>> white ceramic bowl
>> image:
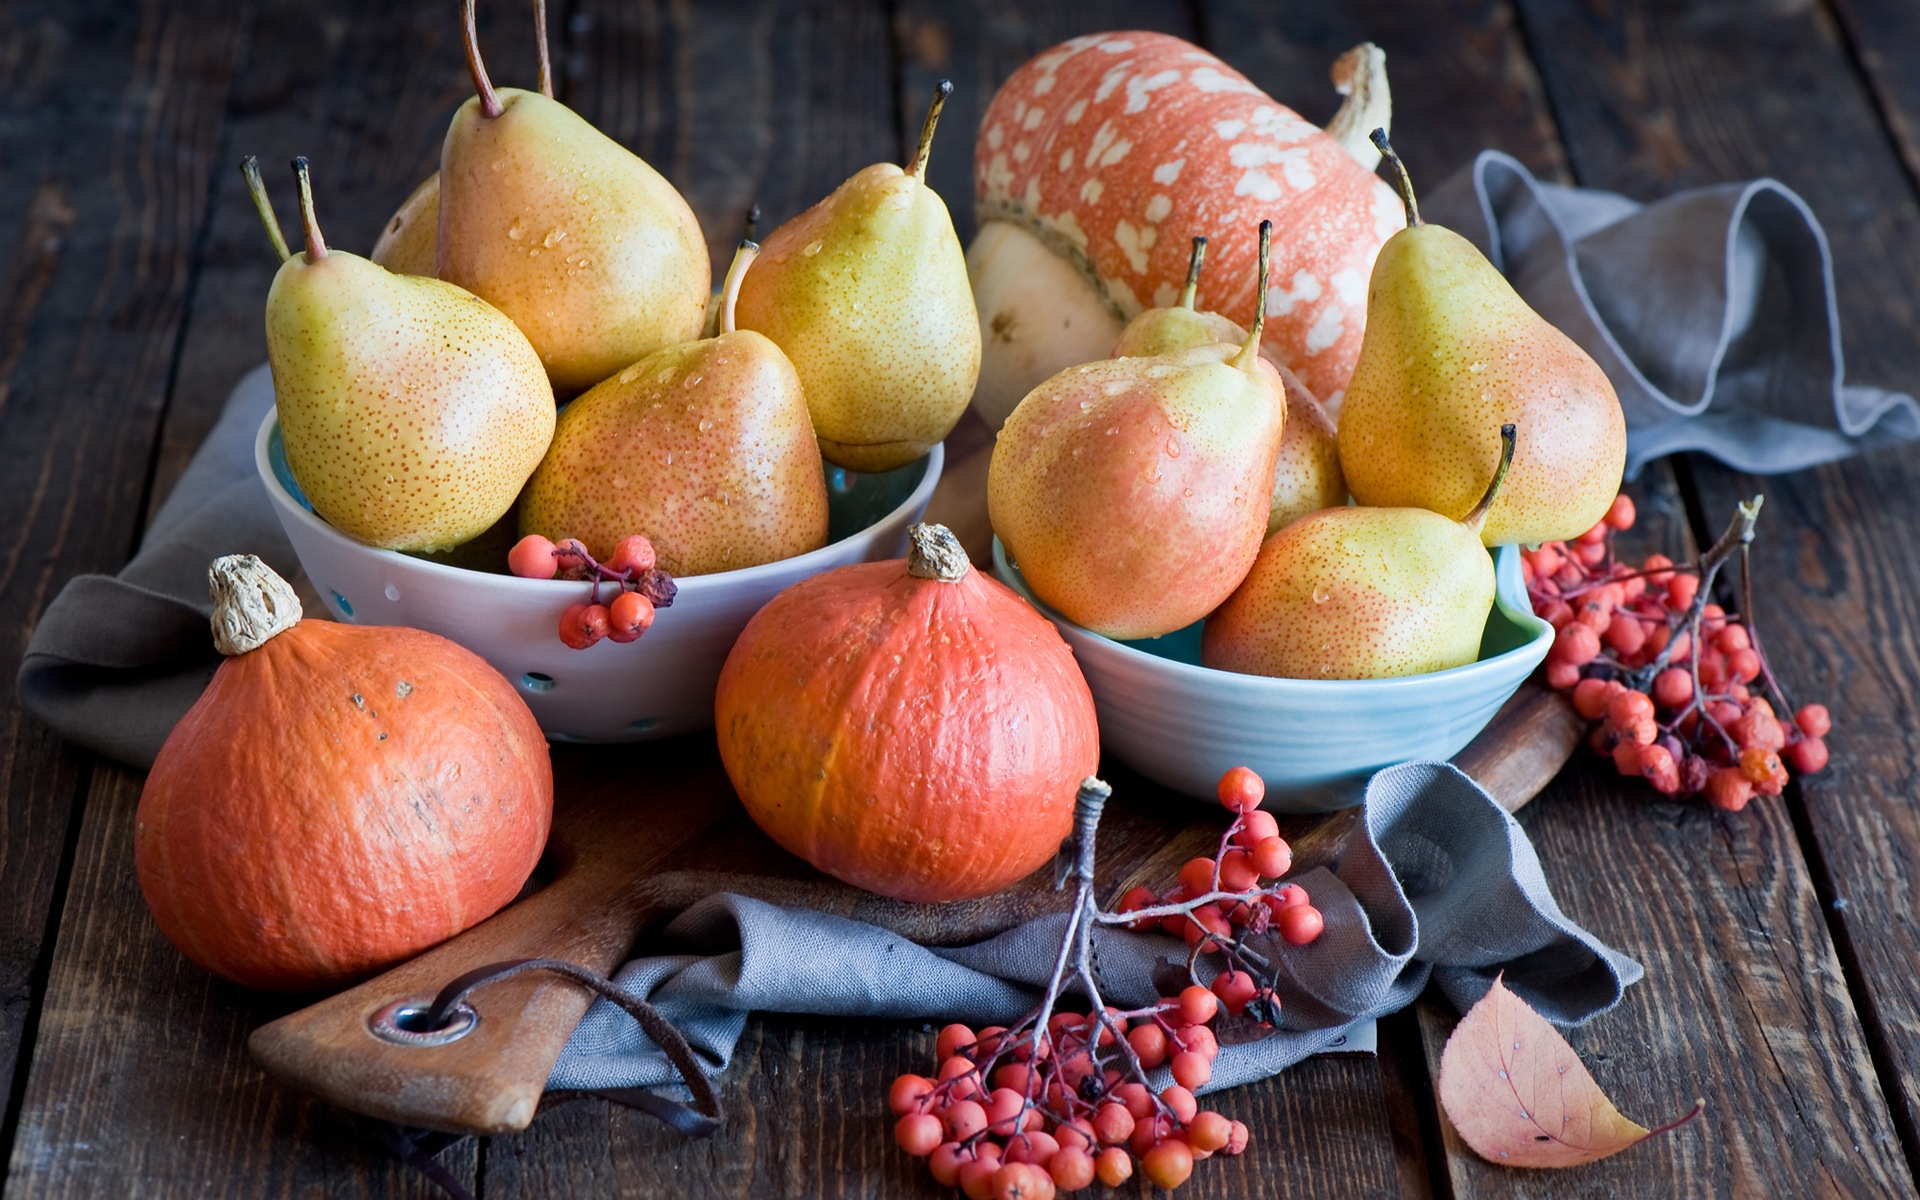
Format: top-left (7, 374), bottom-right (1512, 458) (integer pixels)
top-left (993, 538), bottom-right (1553, 812)
top-left (258, 410), bottom-right (942, 742)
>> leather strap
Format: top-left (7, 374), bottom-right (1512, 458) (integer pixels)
top-left (379, 956), bottom-right (726, 1199)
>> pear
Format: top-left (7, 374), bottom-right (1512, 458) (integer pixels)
top-left (518, 241), bottom-right (829, 576)
top-left (1204, 424), bottom-right (1517, 679)
top-left (1109, 238), bottom-right (1247, 358)
top-left (370, 172), bottom-right (439, 276)
top-left (436, 0), bottom-right (708, 395)
top-left (734, 81), bottom-right (980, 473)
top-left (1110, 238), bottom-right (1346, 535)
top-left (1265, 365), bottom-right (1347, 534)
top-left (989, 224), bottom-right (1286, 642)
top-left (1337, 131), bottom-right (1624, 546)
top-left (248, 157), bottom-right (555, 553)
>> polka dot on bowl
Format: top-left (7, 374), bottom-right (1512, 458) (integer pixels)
top-left (629, 717), bottom-right (661, 732)
top-left (521, 672), bottom-right (557, 693)
top-left (331, 591), bottom-right (354, 619)
top-left (384, 582), bottom-right (400, 601)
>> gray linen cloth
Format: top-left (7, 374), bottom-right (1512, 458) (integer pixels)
top-left (1425, 151), bottom-right (1919, 479)
top-left (549, 761), bottom-right (1642, 1095)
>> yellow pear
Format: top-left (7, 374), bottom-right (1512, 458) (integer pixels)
top-left (734, 82), bottom-right (980, 473)
top-left (1109, 237), bottom-right (1346, 535)
top-left (1205, 425), bottom-right (1516, 679)
top-left (1109, 238), bottom-right (1247, 358)
top-left (1337, 131), bottom-right (1624, 545)
top-left (436, 0), bottom-right (708, 395)
top-left (370, 172), bottom-right (438, 276)
top-left (989, 225), bottom-right (1286, 641)
top-left (518, 242), bottom-right (828, 576)
top-left (1265, 364), bottom-right (1347, 534)
top-left (248, 158), bottom-right (554, 553)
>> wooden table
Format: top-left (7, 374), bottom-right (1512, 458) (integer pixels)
top-left (4, 0), bottom-right (1918, 1195)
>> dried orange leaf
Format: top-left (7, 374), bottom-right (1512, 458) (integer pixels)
top-left (1438, 974), bottom-right (1702, 1168)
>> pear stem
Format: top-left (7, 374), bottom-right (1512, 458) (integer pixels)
top-left (240, 157), bottom-right (290, 264)
top-left (1232, 220), bottom-right (1271, 372)
top-left (907, 79), bottom-right (953, 183)
top-left (720, 240), bottom-right (759, 335)
top-left (465, 0), bottom-right (503, 118)
top-left (1463, 423), bottom-right (1517, 534)
top-left (1177, 236), bottom-right (1206, 310)
top-left (742, 204), bottom-right (761, 242)
top-left (533, 0), bottom-right (553, 99)
top-left (1370, 128), bottom-right (1421, 228)
top-left (290, 157), bottom-right (327, 261)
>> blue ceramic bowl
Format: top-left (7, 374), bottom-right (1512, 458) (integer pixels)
top-left (993, 539), bottom-right (1553, 812)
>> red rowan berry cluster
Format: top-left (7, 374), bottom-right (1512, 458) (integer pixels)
top-left (1523, 494), bottom-right (1829, 811)
top-left (507, 533), bottom-right (678, 649)
top-left (888, 768), bottom-right (1322, 1196)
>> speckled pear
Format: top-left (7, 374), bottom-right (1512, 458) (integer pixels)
top-left (1109, 238), bottom-right (1247, 359)
top-left (436, 1), bottom-right (708, 394)
top-left (250, 158), bottom-right (554, 554)
top-left (1337, 132), bottom-right (1624, 545)
top-left (518, 243), bottom-right (828, 576)
top-left (734, 81), bottom-right (980, 473)
top-left (989, 224), bottom-right (1286, 641)
top-left (370, 172), bottom-right (438, 276)
top-left (1110, 238), bottom-right (1346, 535)
top-left (1204, 425), bottom-right (1515, 679)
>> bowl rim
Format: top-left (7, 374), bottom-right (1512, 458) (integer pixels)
top-left (254, 407), bottom-right (946, 596)
top-left (991, 536), bottom-right (1554, 695)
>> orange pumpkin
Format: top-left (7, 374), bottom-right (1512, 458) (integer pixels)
top-left (715, 524), bottom-right (1100, 903)
top-left (135, 554), bottom-right (552, 990)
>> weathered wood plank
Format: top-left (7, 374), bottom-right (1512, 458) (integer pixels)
top-left (8, 766), bottom-right (470, 1199)
top-left (1689, 448), bottom-right (1920, 1163)
top-left (0, 0), bottom-right (251, 1152)
top-left (4, 0), bottom-right (525, 1192)
top-left (1413, 0), bottom-right (1920, 1193)
top-left (563, 0), bottom-right (897, 283)
top-left (1823, 0), bottom-right (1920, 196)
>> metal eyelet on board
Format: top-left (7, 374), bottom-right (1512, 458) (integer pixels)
top-left (368, 998), bottom-right (480, 1047)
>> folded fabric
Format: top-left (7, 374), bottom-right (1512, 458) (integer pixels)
top-left (16, 365), bottom-right (289, 767)
top-left (1423, 151), bottom-right (1920, 479)
top-left (548, 762), bottom-right (1643, 1095)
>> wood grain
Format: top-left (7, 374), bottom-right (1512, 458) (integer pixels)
top-left (7, 764), bottom-right (469, 1199)
top-left (3, 0), bottom-right (523, 1191)
top-left (1828, 0), bottom-right (1920, 193)
top-left (0, 0), bottom-right (251, 1150)
top-left (1417, 0), bottom-right (1920, 1192)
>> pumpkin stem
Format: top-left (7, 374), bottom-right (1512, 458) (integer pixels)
top-left (906, 523), bottom-right (970, 582)
top-left (209, 554), bottom-right (303, 655)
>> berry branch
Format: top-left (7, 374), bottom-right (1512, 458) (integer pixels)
top-left (507, 533), bottom-right (678, 649)
top-left (890, 767), bottom-right (1325, 1195)
top-left (1527, 493), bottom-right (1829, 810)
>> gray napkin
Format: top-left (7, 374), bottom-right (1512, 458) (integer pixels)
top-left (1424, 151), bottom-right (1920, 479)
top-left (16, 365), bottom-right (290, 767)
top-left (18, 155), bottom-right (1919, 764)
top-left (550, 761), bottom-right (1643, 1095)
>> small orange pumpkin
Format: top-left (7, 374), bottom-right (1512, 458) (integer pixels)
top-left (134, 554), bottom-right (552, 990)
top-left (715, 524), bottom-right (1101, 904)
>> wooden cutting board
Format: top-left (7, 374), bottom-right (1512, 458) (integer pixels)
top-left (247, 682), bottom-right (1580, 1137)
